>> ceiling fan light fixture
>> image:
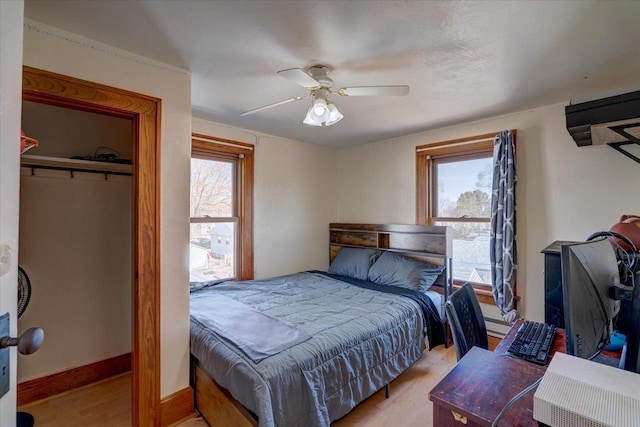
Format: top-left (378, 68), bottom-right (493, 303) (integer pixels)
top-left (325, 103), bottom-right (343, 126)
top-left (304, 97), bottom-right (343, 127)
top-left (310, 97), bottom-right (330, 122)
top-left (303, 106), bottom-right (322, 126)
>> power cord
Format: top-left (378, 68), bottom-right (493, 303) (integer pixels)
top-left (490, 376), bottom-right (543, 427)
top-left (586, 231), bottom-right (638, 286)
top-left (491, 338), bottom-right (611, 427)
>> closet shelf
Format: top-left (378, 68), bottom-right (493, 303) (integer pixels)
top-left (20, 155), bottom-right (132, 175)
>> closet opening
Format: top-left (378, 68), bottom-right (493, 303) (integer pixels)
top-left (19, 67), bottom-right (161, 426)
top-left (18, 100), bottom-right (133, 411)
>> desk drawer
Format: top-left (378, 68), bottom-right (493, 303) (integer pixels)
top-left (433, 404), bottom-right (485, 427)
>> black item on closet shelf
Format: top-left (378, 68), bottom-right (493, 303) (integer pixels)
top-left (70, 155), bottom-right (131, 164)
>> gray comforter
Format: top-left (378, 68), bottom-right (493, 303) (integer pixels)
top-left (190, 272), bottom-right (430, 427)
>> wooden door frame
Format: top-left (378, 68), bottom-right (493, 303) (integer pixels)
top-left (22, 66), bottom-right (161, 426)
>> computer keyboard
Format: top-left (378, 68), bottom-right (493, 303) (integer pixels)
top-left (507, 320), bottom-right (557, 365)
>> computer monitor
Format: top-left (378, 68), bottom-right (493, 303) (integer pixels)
top-left (561, 238), bottom-right (620, 359)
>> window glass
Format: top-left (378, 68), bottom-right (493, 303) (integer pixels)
top-left (434, 157), bottom-right (492, 218)
top-left (190, 158), bottom-right (233, 218)
top-left (434, 221), bottom-right (491, 284)
top-left (189, 222), bottom-right (235, 282)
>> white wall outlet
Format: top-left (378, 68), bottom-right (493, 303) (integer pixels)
top-left (0, 244), bottom-right (12, 277)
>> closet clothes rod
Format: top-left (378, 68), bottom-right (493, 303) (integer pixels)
top-left (25, 164), bottom-right (132, 179)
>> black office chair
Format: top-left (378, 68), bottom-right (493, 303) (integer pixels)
top-left (445, 282), bottom-right (489, 361)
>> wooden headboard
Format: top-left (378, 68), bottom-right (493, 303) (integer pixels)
top-left (329, 223), bottom-right (453, 295)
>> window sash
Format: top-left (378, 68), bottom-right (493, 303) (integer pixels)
top-left (431, 217), bottom-right (491, 222)
top-left (416, 134), bottom-right (494, 225)
top-left (190, 155), bottom-right (236, 219)
top-left (190, 217), bottom-right (239, 223)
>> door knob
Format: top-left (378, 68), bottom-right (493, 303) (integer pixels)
top-left (0, 327), bottom-right (44, 355)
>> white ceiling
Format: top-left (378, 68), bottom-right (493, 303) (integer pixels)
top-left (24, 0), bottom-right (640, 148)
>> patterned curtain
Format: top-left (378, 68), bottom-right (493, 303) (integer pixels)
top-left (490, 130), bottom-right (519, 324)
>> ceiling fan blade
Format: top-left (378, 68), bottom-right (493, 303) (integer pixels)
top-left (277, 68), bottom-right (321, 89)
top-left (337, 85), bottom-right (410, 97)
top-left (239, 96), bottom-right (305, 116)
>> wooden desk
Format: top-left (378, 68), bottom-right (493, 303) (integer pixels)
top-left (429, 320), bottom-right (566, 427)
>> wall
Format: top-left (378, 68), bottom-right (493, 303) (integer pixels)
top-left (192, 119), bottom-right (338, 277)
top-left (0, 1), bottom-right (24, 425)
top-left (17, 101), bottom-right (132, 382)
top-left (22, 101), bottom-right (133, 160)
top-left (336, 102), bottom-right (640, 326)
top-left (22, 20), bottom-right (192, 397)
top-left (18, 171), bottom-right (131, 381)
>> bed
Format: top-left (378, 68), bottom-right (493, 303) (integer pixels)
top-left (190, 223), bottom-right (452, 427)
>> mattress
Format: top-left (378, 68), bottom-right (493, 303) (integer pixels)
top-left (190, 271), bottom-right (443, 427)
top-left (425, 289), bottom-right (443, 319)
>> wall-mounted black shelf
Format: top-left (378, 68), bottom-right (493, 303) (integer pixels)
top-left (609, 141), bottom-right (640, 164)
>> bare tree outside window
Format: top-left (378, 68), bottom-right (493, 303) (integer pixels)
top-left (190, 159), bottom-right (233, 217)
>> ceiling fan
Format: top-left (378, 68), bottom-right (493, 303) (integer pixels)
top-left (239, 64), bottom-right (409, 127)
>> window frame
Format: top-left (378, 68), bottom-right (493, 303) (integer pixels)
top-left (191, 133), bottom-right (254, 281)
top-left (416, 131), bottom-right (516, 305)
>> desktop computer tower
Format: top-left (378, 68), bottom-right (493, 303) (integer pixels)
top-left (534, 352), bottom-right (640, 426)
top-left (542, 241), bottom-right (575, 328)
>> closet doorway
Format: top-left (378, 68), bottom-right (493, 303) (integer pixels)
top-left (20, 67), bottom-right (161, 426)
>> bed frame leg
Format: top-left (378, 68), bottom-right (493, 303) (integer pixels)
top-left (385, 384), bottom-right (389, 399)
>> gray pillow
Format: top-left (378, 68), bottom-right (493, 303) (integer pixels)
top-left (328, 247), bottom-right (381, 280)
top-left (368, 251), bottom-right (445, 291)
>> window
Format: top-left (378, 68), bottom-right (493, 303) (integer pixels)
top-left (416, 132), bottom-right (504, 301)
top-left (190, 134), bottom-right (254, 282)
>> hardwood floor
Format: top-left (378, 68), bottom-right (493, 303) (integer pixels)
top-left (18, 373), bottom-right (132, 427)
top-left (18, 345), bottom-right (457, 426)
top-left (333, 343), bottom-right (457, 427)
